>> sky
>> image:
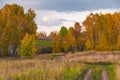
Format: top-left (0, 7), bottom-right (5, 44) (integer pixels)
top-left (0, 0), bottom-right (120, 35)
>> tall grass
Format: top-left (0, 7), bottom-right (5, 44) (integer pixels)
top-left (0, 59), bottom-right (83, 80)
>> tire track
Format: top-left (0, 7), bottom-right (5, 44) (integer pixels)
top-left (83, 69), bottom-right (92, 80)
top-left (102, 70), bottom-right (109, 80)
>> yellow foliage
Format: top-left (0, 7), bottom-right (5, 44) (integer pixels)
top-left (85, 40), bottom-right (93, 50)
top-left (19, 33), bottom-right (36, 56)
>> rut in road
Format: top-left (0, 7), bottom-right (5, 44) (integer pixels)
top-left (102, 70), bottom-right (109, 80)
top-left (83, 69), bottom-right (92, 80)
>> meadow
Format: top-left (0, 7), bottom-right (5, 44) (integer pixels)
top-left (36, 40), bottom-right (52, 47)
top-left (0, 58), bottom-right (83, 80)
top-left (0, 52), bottom-right (119, 80)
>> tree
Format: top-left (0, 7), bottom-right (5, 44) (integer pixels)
top-left (85, 40), bottom-right (93, 50)
top-left (96, 33), bottom-right (108, 51)
top-left (73, 22), bottom-right (86, 51)
top-left (51, 12), bottom-right (120, 52)
top-left (38, 32), bottom-right (46, 39)
top-left (49, 31), bottom-right (58, 40)
top-left (63, 27), bottom-right (76, 53)
top-left (74, 22), bottom-right (81, 38)
top-left (77, 36), bottom-right (86, 51)
top-left (83, 12), bottom-right (120, 51)
top-left (0, 4), bottom-right (37, 56)
top-left (116, 35), bottom-right (120, 50)
top-left (83, 13), bottom-right (100, 49)
top-left (60, 26), bottom-right (67, 37)
top-left (52, 34), bottom-right (63, 53)
top-left (19, 33), bottom-right (36, 56)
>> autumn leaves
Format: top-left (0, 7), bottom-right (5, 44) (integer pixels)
top-left (52, 12), bottom-right (120, 53)
top-left (1, 4), bottom-right (120, 55)
top-left (52, 22), bottom-right (85, 53)
top-left (0, 4), bottom-right (37, 56)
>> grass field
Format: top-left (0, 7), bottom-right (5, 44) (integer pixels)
top-left (0, 59), bottom-right (83, 80)
top-left (36, 40), bottom-right (52, 46)
top-left (0, 52), bottom-right (119, 80)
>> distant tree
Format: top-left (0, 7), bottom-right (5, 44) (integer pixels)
top-left (60, 26), bottom-right (67, 37)
top-left (38, 32), bottom-right (47, 38)
top-left (52, 34), bottom-right (63, 53)
top-left (73, 22), bottom-right (86, 51)
top-left (63, 27), bottom-right (76, 53)
top-left (49, 31), bottom-right (58, 39)
top-left (74, 22), bottom-right (81, 38)
top-left (77, 36), bottom-right (86, 51)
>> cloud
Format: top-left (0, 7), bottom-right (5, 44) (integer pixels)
top-left (1, 0), bottom-right (120, 11)
top-left (30, 0), bottom-right (120, 11)
top-left (0, 0), bottom-right (39, 10)
top-left (42, 16), bottom-right (49, 22)
top-left (36, 9), bottom-right (120, 35)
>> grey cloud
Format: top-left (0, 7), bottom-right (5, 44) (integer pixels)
top-left (1, 0), bottom-right (120, 11)
top-left (0, 0), bottom-right (39, 10)
top-left (36, 0), bottom-right (120, 11)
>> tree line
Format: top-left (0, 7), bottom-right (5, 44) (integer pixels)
top-left (52, 12), bottom-right (120, 53)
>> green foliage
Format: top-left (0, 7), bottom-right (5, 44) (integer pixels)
top-left (19, 33), bottom-right (36, 56)
top-left (63, 68), bottom-right (79, 80)
top-left (105, 65), bottom-right (117, 80)
top-left (60, 26), bottom-right (67, 37)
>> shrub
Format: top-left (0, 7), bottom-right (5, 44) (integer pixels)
top-left (19, 33), bottom-right (36, 56)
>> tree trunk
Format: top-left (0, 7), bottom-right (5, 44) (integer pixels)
top-left (8, 45), bottom-right (18, 56)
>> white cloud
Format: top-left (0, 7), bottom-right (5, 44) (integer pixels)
top-left (36, 8), bottom-right (120, 35)
top-left (37, 25), bottom-right (61, 35)
top-left (42, 16), bottom-right (49, 22)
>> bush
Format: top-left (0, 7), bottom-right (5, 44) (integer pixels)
top-left (19, 33), bottom-right (36, 56)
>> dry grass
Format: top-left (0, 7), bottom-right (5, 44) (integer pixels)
top-left (59, 51), bottom-right (120, 63)
top-left (0, 58), bottom-right (83, 80)
top-left (0, 51), bottom-right (119, 80)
